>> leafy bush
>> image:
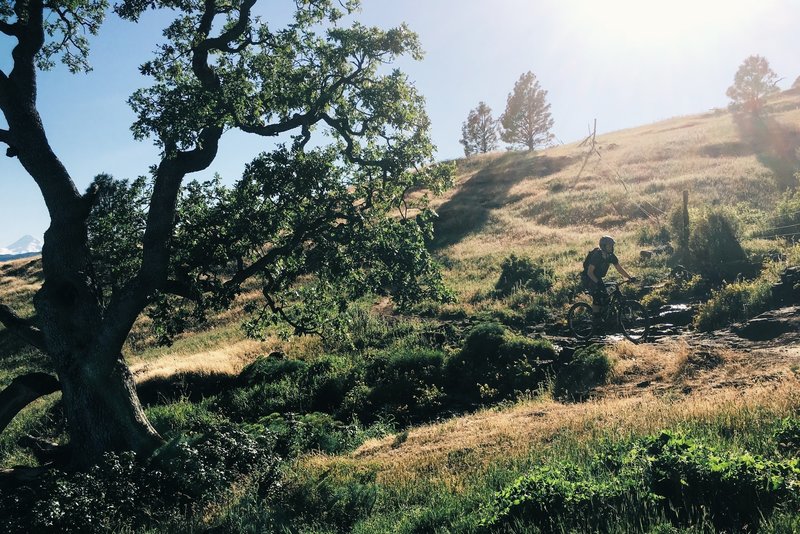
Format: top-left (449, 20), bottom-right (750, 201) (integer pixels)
top-left (495, 254), bottom-right (554, 297)
top-left (636, 223), bottom-right (672, 246)
top-left (220, 354), bottom-right (361, 421)
top-left (643, 430), bottom-right (800, 531)
top-left (684, 209), bottom-right (749, 278)
top-left (282, 464), bottom-right (379, 533)
top-left (324, 307), bottom-right (420, 353)
top-left (693, 277), bottom-right (773, 331)
top-left (763, 188), bottom-right (800, 240)
top-left (492, 289), bottom-right (552, 328)
top-left (641, 273), bottom-right (706, 310)
top-left (553, 344), bottom-right (612, 401)
top-left (480, 463), bottom-right (647, 532)
top-left (445, 322), bottom-right (556, 404)
top-left (773, 417), bottom-right (800, 455)
top-left (481, 430), bottom-right (800, 533)
top-left (364, 348), bottom-right (447, 424)
top-left (0, 426), bottom-right (281, 533)
top-left (256, 412), bottom-right (366, 455)
top-left (146, 397), bottom-right (229, 439)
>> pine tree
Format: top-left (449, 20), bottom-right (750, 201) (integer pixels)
top-left (726, 55), bottom-right (780, 113)
top-left (500, 71), bottom-right (554, 151)
top-left (460, 102), bottom-right (499, 157)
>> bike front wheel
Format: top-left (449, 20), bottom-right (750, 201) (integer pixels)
top-left (568, 301), bottom-right (595, 340)
top-left (618, 300), bottom-right (650, 343)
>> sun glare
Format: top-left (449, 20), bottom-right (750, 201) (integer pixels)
top-left (567, 0), bottom-right (773, 54)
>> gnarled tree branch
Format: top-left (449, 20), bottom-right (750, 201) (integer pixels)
top-left (0, 303), bottom-right (46, 352)
top-left (0, 372), bottom-right (59, 435)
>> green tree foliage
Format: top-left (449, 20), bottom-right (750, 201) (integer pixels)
top-left (726, 55), bottom-right (780, 113)
top-left (0, 0), bottom-right (454, 464)
top-left (500, 71), bottom-right (554, 151)
top-left (459, 101), bottom-right (498, 156)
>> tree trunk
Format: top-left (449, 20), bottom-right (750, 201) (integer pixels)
top-left (34, 225), bottom-right (163, 468)
top-left (56, 352), bottom-right (162, 467)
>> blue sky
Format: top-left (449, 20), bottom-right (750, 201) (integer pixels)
top-left (1, 0), bottom-right (799, 246)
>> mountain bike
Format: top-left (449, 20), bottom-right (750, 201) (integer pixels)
top-left (567, 279), bottom-right (650, 343)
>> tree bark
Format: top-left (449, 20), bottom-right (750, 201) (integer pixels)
top-left (56, 352), bottom-right (162, 465)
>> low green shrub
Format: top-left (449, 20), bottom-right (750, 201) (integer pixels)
top-left (0, 426), bottom-right (281, 533)
top-left (773, 417), bottom-right (800, 455)
top-left (219, 354), bottom-right (362, 421)
top-left (495, 254), bottom-right (554, 297)
top-left (256, 412), bottom-right (366, 455)
top-left (481, 430), bottom-right (800, 533)
top-left (364, 348), bottom-right (447, 424)
top-left (693, 277), bottom-right (773, 331)
top-left (480, 463), bottom-right (651, 532)
top-left (683, 209), bottom-right (749, 278)
top-left (641, 274), bottom-right (706, 310)
top-left (282, 465), bottom-right (379, 533)
top-left (553, 344), bottom-right (612, 401)
top-left (444, 322), bottom-right (556, 404)
top-left (636, 223), bottom-right (672, 246)
top-left (146, 397), bottom-right (228, 439)
top-left (764, 188), bottom-right (800, 240)
top-left (324, 307), bottom-right (420, 353)
top-left (643, 430), bottom-right (800, 531)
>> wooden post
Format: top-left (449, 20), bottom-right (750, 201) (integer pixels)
top-left (681, 190), bottom-right (690, 252)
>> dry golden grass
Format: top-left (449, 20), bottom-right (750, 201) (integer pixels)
top-left (309, 376), bottom-right (800, 488)
top-left (429, 92), bottom-right (800, 304)
top-left (130, 339), bottom-right (268, 384)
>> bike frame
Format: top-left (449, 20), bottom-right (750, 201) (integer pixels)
top-left (595, 281), bottom-right (628, 321)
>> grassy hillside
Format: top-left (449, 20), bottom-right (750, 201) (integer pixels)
top-left (430, 91), bottom-right (799, 296)
top-left (2, 92), bottom-right (800, 532)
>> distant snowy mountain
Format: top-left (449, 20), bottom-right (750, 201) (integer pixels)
top-left (0, 235), bottom-right (43, 256)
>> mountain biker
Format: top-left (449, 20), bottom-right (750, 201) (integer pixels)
top-left (582, 235), bottom-right (636, 319)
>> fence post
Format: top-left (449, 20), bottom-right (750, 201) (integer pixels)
top-left (677, 190), bottom-right (690, 259)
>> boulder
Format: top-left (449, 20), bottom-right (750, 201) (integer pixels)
top-left (733, 306), bottom-right (800, 341)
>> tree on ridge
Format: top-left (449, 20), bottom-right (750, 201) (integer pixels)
top-left (726, 55), bottom-right (780, 114)
top-left (500, 71), bottom-right (554, 151)
top-left (460, 101), bottom-right (499, 157)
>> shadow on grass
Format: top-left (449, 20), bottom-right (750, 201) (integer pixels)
top-left (430, 152), bottom-right (576, 250)
top-left (136, 371), bottom-right (240, 406)
top-left (733, 113), bottom-right (800, 190)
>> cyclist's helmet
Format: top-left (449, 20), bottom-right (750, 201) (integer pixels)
top-left (599, 235), bottom-right (615, 252)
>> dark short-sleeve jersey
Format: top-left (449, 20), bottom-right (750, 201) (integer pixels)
top-left (583, 248), bottom-right (619, 279)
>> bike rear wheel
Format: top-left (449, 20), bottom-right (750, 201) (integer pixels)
top-left (618, 300), bottom-right (649, 343)
top-left (568, 301), bottom-right (595, 340)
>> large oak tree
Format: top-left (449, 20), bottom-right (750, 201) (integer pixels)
top-left (0, 0), bottom-right (451, 468)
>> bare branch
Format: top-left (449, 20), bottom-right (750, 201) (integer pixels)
top-left (0, 303), bottom-right (46, 352)
top-left (161, 279), bottom-right (200, 301)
